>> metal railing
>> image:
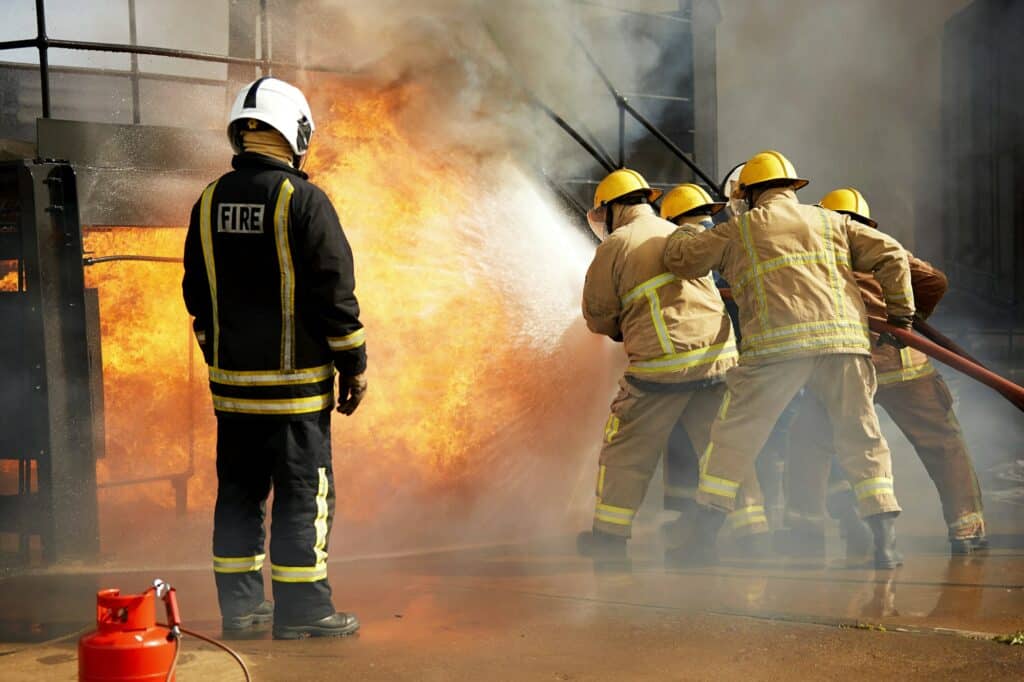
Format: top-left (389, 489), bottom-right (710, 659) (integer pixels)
top-left (1, 0), bottom-right (720, 198)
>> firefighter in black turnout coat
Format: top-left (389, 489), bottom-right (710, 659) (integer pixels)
top-left (183, 77), bottom-right (367, 639)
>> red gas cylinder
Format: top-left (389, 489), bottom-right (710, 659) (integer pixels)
top-left (78, 587), bottom-right (177, 682)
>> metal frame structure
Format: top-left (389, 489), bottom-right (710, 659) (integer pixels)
top-left (0, 160), bottom-right (100, 564)
top-left (0, 0), bottom-right (721, 196)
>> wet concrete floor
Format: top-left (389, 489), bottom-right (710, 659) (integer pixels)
top-left (2, 533), bottom-right (1023, 680)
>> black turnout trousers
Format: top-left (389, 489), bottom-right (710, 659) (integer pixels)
top-left (213, 411), bottom-right (336, 625)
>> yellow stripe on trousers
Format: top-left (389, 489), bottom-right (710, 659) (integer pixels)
top-left (271, 468), bottom-right (330, 583)
top-left (213, 553), bottom-right (265, 574)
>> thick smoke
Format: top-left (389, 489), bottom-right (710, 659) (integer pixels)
top-left (300, 0), bottom-right (682, 177)
top-left (716, 0), bottom-right (970, 248)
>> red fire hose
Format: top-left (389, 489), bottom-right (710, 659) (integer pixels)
top-left (717, 288), bottom-right (1024, 412)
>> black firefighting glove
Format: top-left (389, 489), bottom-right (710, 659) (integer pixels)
top-left (877, 315), bottom-right (913, 350)
top-left (337, 373), bottom-right (367, 416)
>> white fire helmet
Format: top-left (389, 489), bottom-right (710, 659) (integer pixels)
top-left (227, 77), bottom-right (315, 159)
top-left (721, 162), bottom-right (748, 218)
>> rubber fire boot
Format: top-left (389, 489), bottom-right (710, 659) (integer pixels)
top-left (660, 500), bottom-right (697, 547)
top-left (273, 612), bottom-right (360, 640)
top-left (577, 530), bottom-right (628, 559)
top-left (734, 531), bottom-right (774, 561)
top-left (222, 600), bottom-right (273, 632)
top-left (838, 512), bottom-right (874, 565)
top-left (778, 523), bottom-right (825, 560)
top-left (865, 512), bottom-right (904, 569)
top-left (950, 535), bottom-right (989, 556)
top-left (665, 506), bottom-right (725, 567)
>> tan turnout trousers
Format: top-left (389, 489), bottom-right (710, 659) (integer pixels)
top-left (596, 380), bottom-right (767, 539)
top-left (663, 418), bottom-right (769, 537)
top-left (696, 355), bottom-right (901, 517)
top-left (787, 371), bottom-right (984, 538)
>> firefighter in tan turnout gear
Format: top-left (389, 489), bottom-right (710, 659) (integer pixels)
top-left (663, 151), bottom-right (913, 569)
top-left (786, 188), bottom-right (987, 557)
top-left (183, 77), bottom-right (366, 639)
top-left (659, 184), bottom-right (773, 559)
top-left (577, 170), bottom-right (748, 567)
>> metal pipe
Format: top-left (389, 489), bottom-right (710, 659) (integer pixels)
top-left (35, 0), bottom-right (50, 118)
top-left (532, 99), bottom-right (615, 173)
top-left (20, 37), bottom-right (348, 75)
top-left (621, 98), bottom-right (722, 195)
top-left (0, 59), bottom-right (228, 88)
top-left (0, 39), bottom-right (39, 50)
top-left (128, 0), bottom-right (140, 124)
top-left (83, 255), bottom-right (183, 265)
top-left (574, 120), bottom-right (617, 171)
top-left (622, 93), bottom-right (692, 103)
top-left (571, 31), bottom-right (722, 195)
top-left (572, 32), bottom-right (620, 100)
top-left (617, 101), bottom-right (625, 168)
top-left (259, 0), bottom-right (270, 75)
top-left (43, 37), bottom-right (272, 67)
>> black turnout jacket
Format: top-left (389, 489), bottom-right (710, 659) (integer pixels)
top-left (183, 153), bottom-right (366, 419)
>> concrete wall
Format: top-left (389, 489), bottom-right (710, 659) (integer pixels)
top-left (715, 0), bottom-right (970, 249)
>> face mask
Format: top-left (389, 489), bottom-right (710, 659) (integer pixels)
top-left (587, 205), bottom-right (611, 242)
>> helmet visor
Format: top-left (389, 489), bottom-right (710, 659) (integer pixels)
top-left (587, 205), bottom-right (611, 242)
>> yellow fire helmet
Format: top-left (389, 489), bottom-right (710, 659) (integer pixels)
top-left (819, 187), bottom-right (878, 227)
top-left (660, 183), bottom-right (726, 223)
top-left (733, 150), bottom-right (809, 198)
top-left (593, 168), bottom-right (663, 208)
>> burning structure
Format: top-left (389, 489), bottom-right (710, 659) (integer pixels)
top-left (0, 1), bottom-right (1022, 679)
top-left (0, 0), bottom-right (724, 565)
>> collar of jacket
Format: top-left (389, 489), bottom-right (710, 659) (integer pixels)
top-left (231, 152), bottom-right (309, 180)
top-left (611, 202), bottom-right (655, 231)
top-left (679, 217), bottom-right (711, 233)
top-left (753, 186), bottom-right (797, 208)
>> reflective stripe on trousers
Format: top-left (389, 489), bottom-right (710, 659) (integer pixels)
top-left (876, 349), bottom-right (935, 385)
top-left (853, 476), bottom-right (895, 501)
top-left (213, 554), bottom-right (266, 574)
top-left (728, 505), bottom-right (768, 530)
top-left (272, 467), bottom-right (331, 583)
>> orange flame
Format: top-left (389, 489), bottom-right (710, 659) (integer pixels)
top-left (86, 75), bottom-right (618, 553)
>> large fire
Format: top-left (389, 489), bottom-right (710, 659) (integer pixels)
top-left (86, 76), bottom-right (619, 556)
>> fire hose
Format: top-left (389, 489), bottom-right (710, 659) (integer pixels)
top-left (717, 288), bottom-right (1024, 413)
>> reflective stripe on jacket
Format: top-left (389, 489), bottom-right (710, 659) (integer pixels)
top-left (183, 153), bottom-right (366, 418)
top-left (858, 253), bottom-right (946, 384)
top-left (582, 205), bottom-right (738, 383)
top-left (663, 188), bottom-right (914, 365)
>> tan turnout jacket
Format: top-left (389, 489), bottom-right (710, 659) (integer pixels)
top-left (859, 253), bottom-right (946, 384)
top-left (663, 188), bottom-right (914, 364)
top-left (582, 204), bottom-right (738, 383)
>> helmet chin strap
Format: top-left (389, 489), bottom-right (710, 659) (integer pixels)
top-left (604, 203), bottom-right (615, 235)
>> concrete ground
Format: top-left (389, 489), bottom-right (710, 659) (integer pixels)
top-left (1, 532), bottom-right (1023, 681)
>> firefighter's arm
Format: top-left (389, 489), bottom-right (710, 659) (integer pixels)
top-left (295, 187), bottom-right (367, 377)
top-left (582, 239), bottom-right (622, 339)
top-left (846, 217), bottom-right (915, 320)
top-left (181, 199), bottom-right (212, 357)
top-left (663, 222), bottom-right (729, 280)
top-left (908, 254), bottom-right (948, 320)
